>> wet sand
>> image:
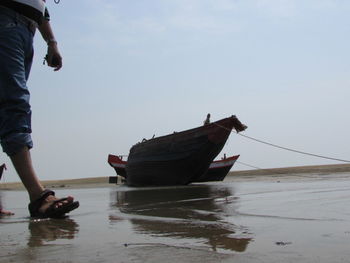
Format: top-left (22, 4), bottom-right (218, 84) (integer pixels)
top-left (1, 171), bottom-right (350, 262)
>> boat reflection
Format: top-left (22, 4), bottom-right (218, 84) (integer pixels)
top-left (27, 218), bottom-right (79, 247)
top-left (110, 184), bottom-right (252, 252)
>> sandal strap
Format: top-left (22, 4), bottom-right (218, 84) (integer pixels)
top-left (38, 189), bottom-right (55, 200)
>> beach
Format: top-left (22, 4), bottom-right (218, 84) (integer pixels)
top-left (1, 166), bottom-right (350, 262)
top-left (2, 163), bottom-right (350, 190)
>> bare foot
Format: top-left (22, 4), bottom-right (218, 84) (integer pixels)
top-left (38, 195), bottom-right (74, 214)
top-left (0, 208), bottom-right (14, 216)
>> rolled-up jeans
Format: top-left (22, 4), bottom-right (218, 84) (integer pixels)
top-left (0, 7), bottom-right (36, 156)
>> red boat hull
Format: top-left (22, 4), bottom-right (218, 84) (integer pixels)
top-left (194, 155), bottom-right (239, 182)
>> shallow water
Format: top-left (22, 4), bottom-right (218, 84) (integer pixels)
top-left (1, 173), bottom-right (350, 262)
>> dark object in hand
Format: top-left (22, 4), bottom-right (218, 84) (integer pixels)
top-left (44, 55), bottom-right (60, 67)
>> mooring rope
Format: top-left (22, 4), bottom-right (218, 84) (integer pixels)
top-left (236, 161), bottom-right (262, 169)
top-left (214, 123), bottom-right (350, 163)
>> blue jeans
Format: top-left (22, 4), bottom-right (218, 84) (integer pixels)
top-left (0, 7), bottom-right (35, 156)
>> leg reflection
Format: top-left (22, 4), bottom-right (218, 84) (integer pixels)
top-left (27, 218), bottom-right (79, 247)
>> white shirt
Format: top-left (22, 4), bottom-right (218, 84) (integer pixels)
top-left (12, 0), bottom-right (45, 13)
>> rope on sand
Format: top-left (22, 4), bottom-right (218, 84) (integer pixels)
top-left (236, 161), bottom-right (262, 169)
top-left (214, 123), bottom-right (350, 163)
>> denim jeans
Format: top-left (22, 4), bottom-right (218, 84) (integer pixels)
top-left (0, 7), bottom-right (35, 156)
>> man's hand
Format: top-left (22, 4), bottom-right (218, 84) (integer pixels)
top-left (38, 19), bottom-right (62, 71)
top-left (45, 41), bottom-right (62, 71)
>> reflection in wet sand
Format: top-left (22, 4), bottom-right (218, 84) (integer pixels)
top-left (110, 185), bottom-right (252, 252)
top-left (27, 218), bottom-right (79, 247)
top-left (3, 174), bottom-right (350, 262)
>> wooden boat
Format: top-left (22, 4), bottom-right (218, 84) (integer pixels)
top-left (108, 154), bottom-right (239, 184)
top-left (110, 115), bottom-right (246, 186)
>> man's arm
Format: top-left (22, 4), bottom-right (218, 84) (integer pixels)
top-left (38, 19), bottom-right (62, 71)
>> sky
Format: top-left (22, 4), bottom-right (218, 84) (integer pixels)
top-left (1, 0), bottom-right (350, 182)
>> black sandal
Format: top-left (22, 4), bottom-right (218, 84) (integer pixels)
top-left (28, 189), bottom-right (79, 218)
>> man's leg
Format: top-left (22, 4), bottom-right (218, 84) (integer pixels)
top-left (10, 147), bottom-right (44, 200)
top-left (0, 164), bottom-right (14, 215)
top-left (10, 147), bottom-right (74, 213)
top-left (0, 10), bottom-right (78, 217)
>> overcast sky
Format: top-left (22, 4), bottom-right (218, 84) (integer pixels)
top-left (1, 0), bottom-right (350, 182)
